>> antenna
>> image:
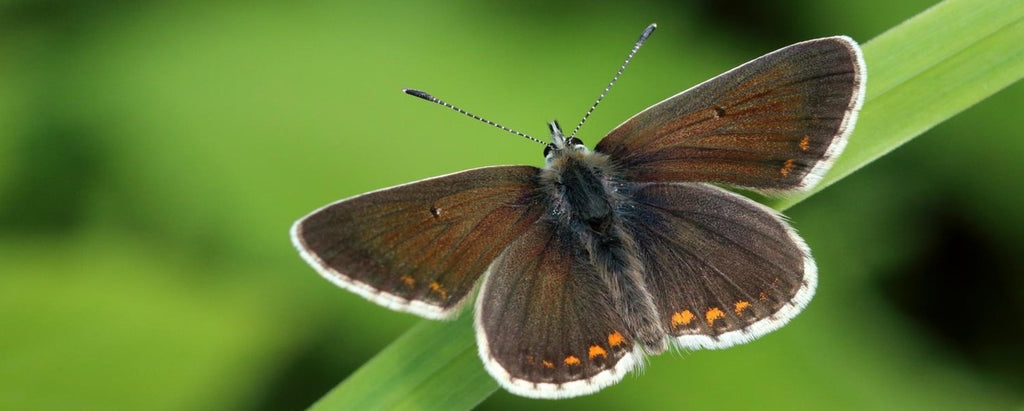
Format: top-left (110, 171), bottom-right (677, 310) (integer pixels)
top-left (569, 23), bottom-right (657, 139)
top-left (402, 89), bottom-right (546, 145)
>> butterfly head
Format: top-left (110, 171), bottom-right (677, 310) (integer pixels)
top-left (544, 120), bottom-right (587, 164)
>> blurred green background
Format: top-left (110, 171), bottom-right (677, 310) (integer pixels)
top-left (1, 0), bottom-right (1021, 409)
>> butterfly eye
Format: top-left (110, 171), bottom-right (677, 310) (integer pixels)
top-left (543, 144), bottom-right (555, 157)
top-left (566, 137), bottom-right (584, 147)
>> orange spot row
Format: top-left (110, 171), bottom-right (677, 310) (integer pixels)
top-left (671, 310), bottom-right (696, 328)
top-left (528, 333), bottom-right (624, 370)
top-left (780, 159), bottom-right (796, 177)
top-left (757, 278), bottom-right (781, 304)
top-left (608, 331), bottom-right (625, 347)
top-left (429, 281), bottom-right (448, 299)
top-left (799, 135), bottom-right (811, 152)
top-left (400, 275), bottom-right (415, 288)
top-left (734, 300), bottom-right (751, 315)
top-left (705, 307), bottom-right (726, 326)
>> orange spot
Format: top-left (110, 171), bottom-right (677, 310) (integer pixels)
top-left (608, 331), bottom-right (625, 347)
top-left (734, 300), bottom-right (751, 315)
top-left (400, 275), bottom-right (415, 288)
top-left (564, 355), bottom-right (581, 366)
top-left (759, 291), bottom-right (769, 302)
top-left (780, 159), bottom-right (796, 177)
top-left (772, 277), bottom-right (780, 286)
top-left (542, 360), bottom-right (554, 369)
top-left (671, 310), bottom-right (696, 328)
top-left (588, 345), bottom-right (608, 359)
top-left (705, 307), bottom-right (726, 326)
top-left (799, 136), bottom-right (811, 152)
top-left (429, 281), bottom-right (448, 299)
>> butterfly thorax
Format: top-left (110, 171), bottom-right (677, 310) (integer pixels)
top-left (539, 139), bottom-right (668, 353)
top-left (541, 149), bottom-right (618, 236)
top-left (540, 122), bottom-right (624, 237)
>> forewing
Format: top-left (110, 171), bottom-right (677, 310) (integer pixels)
top-left (624, 183), bottom-right (815, 349)
top-left (291, 166), bottom-right (543, 319)
top-left (596, 37), bottom-right (866, 193)
top-left (475, 221), bottom-right (639, 399)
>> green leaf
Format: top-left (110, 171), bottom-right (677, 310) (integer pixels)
top-left (311, 0), bottom-right (1023, 409)
top-left (312, 316), bottom-right (493, 410)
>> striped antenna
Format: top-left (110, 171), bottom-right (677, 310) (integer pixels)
top-left (403, 89), bottom-right (546, 145)
top-left (569, 23), bottom-right (657, 139)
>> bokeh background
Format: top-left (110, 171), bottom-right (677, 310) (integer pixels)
top-left (1, 0), bottom-right (1021, 409)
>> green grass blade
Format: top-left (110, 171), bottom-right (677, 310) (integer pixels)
top-left (310, 315), bottom-right (494, 410)
top-left (311, 0), bottom-right (1023, 408)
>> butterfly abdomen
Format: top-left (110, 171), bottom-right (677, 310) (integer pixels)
top-left (541, 150), bottom-right (668, 353)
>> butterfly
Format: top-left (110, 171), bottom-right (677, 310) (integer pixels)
top-left (291, 23), bottom-right (866, 399)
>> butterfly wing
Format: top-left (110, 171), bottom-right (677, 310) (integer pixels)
top-left (291, 166), bottom-right (544, 319)
top-left (475, 221), bottom-right (640, 399)
top-left (595, 36), bottom-right (865, 193)
top-left (623, 182), bottom-right (814, 349)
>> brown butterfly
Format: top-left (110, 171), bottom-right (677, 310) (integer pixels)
top-left (291, 23), bottom-right (865, 398)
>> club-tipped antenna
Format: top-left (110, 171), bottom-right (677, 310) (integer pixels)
top-left (402, 89), bottom-right (546, 145)
top-left (569, 23), bottom-right (657, 139)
